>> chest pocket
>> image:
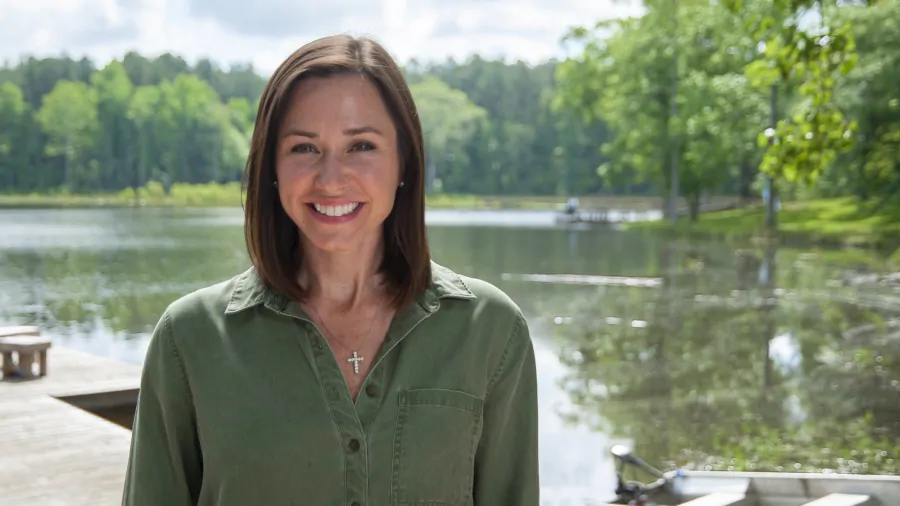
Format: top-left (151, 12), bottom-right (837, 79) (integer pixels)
top-left (392, 388), bottom-right (484, 506)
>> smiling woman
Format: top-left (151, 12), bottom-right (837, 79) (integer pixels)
top-left (121, 34), bottom-right (540, 506)
top-left (275, 73), bottom-right (403, 261)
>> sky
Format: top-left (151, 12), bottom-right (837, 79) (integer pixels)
top-left (0, 0), bottom-right (642, 75)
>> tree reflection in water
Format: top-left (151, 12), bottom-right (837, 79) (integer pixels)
top-left (545, 241), bottom-right (900, 475)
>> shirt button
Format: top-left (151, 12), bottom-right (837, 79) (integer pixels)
top-left (348, 438), bottom-right (361, 453)
top-left (350, 502), bottom-right (361, 506)
top-left (365, 384), bottom-right (379, 397)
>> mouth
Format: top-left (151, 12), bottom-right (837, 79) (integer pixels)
top-left (308, 202), bottom-right (363, 218)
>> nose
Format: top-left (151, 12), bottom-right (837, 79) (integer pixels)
top-left (314, 153), bottom-right (347, 194)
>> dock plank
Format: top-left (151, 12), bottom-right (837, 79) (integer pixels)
top-left (0, 346), bottom-right (142, 506)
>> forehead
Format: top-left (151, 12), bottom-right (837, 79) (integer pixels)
top-left (279, 73), bottom-right (394, 130)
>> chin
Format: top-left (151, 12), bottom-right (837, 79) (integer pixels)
top-left (305, 241), bottom-right (358, 254)
top-left (299, 231), bottom-right (380, 256)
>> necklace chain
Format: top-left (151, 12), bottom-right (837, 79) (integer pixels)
top-left (305, 303), bottom-right (377, 375)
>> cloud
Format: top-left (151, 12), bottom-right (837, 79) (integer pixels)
top-left (0, 0), bottom-right (141, 55)
top-left (184, 0), bottom-right (373, 38)
top-left (0, 0), bottom-right (642, 74)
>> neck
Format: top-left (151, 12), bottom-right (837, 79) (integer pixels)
top-left (299, 241), bottom-right (384, 313)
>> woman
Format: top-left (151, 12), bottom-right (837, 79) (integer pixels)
top-left (122, 34), bottom-right (539, 506)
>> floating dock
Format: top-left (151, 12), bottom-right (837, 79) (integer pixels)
top-left (0, 345), bottom-right (141, 506)
top-left (555, 209), bottom-right (611, 224)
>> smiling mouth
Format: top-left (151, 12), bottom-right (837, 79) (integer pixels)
top-left (310, 202), bottom-right (361, 217)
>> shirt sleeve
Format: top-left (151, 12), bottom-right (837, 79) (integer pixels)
top-left (122, 309), bottom-right (203, 506)
top-left (473, 314), bottom-right (541, 505)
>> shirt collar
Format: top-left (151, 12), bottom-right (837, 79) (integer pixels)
top-left (224, 260), bottom-right (476, 316)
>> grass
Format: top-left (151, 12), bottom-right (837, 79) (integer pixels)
top-left (0, 182), bottom-right (246, 208)
top-left (629, 197), bottom-right (900, 250)
top-left (0, 182), bottom-right (683, 211)
top-left (0, 185), bottom-right (564, 210)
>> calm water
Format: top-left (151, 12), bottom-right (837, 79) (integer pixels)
top-left (1, 207), bottom-right (898, 504)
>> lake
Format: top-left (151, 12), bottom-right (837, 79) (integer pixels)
top-left (1, 207), bottom-right (898, 505)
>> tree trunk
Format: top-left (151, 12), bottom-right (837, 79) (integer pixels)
top-left (857, 136), bottom-right (870, 201)
top-left (668, 24), bottom-right (680, 226)
top-left (765, 84), bottom-right (778, 233)
top-left (739, 159), bottom-right (755, 202)
top-left (689, 193), bottom-right (700, 222)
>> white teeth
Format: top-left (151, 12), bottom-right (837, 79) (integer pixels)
top-left (313, 202), bottom-right (360, 217)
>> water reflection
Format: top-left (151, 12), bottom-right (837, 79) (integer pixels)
top-left (1, 208), bottom-right (898, 504)
top-left (544, 241), bottom-right (900, 477)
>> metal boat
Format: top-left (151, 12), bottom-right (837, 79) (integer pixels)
top-left (606, 445), bottom-right (900, 505)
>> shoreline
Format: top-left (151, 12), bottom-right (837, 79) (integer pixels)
top-left (3, 190), bottom-right (896, 256)
top-left (625, 197), bottom-right (900, 254)
top-left (0, 188), bottom-right (725, 212)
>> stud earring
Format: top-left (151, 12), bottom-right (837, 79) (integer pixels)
top-left (398, 181), bottom-right (405, 188)
top-left (273, 181), bottom-right (278, 188)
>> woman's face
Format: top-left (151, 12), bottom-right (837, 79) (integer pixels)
top-left (274, 73), bottom-right (401, 256)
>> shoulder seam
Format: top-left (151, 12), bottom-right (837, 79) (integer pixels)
top-left (162, 309), bottom-right (197, 423)
top-left (485, 312), bottom-right (527, 395)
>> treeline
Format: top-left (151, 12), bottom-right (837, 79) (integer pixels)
top-left (556, 0), bottom-right (900, 218)
top-left (1, 0), bottom-right (897, 209)
top-left (0, 52), bottom-right (616, 196)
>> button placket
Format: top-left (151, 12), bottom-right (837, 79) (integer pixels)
top-left (307, 327), bottom-right (367, 506)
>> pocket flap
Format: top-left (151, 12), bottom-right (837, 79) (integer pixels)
top-left (400, 388), bottom-right (484, 414)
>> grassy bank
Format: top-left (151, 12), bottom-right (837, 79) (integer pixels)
top-left (629, 197), bottom-right (900, 250)
top-left (0, 182), bottom-right (678, 211)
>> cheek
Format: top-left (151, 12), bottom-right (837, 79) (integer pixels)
top-left (359, 161), bottom-right (399, 193)
top-left (276, 157), bottom-right (317, 185)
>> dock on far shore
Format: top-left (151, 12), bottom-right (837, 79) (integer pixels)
top-left (0, 331), bottom-right (141, 506)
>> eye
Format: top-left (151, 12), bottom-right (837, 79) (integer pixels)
top-left (290, 143), bottom-right (317, 154)
top-left (351, 141), bottom-right (376, 152)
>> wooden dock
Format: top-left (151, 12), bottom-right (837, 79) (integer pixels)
top-left (0, 345), bottom-right (141, 506)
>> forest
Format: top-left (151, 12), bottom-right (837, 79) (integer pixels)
top-left (0, 0), bottom-right (897, 223)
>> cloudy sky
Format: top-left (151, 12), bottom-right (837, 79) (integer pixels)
top-left (0, 0), bottom-right (642, 75)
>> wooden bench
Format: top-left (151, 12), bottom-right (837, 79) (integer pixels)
top-left (0, 328), bottom-right (51, 380)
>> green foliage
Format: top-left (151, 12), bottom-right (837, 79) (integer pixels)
top-left (556, 0), bottom-right (893, 229)
top-left (409, 77), bottom-right (488, 192)
top-left (1, 3), bottom-right (898, 217)
top-left (555, 0), bottom-right (768, 216)
top-left (0, 52), bottom-right (611, 198)
top-left (723, 0), bottom-right (864, 185)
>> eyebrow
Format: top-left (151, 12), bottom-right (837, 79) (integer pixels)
top-left (282, 126), bottom-right (384, 139)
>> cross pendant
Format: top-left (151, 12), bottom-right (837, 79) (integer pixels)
top-left (347, 350), bottom-right (364, 375)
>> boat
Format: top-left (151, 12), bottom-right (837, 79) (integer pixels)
top-left (555, 209), bottom-right (611, 225)
top-left (605, 445), bottom-right (900, 505)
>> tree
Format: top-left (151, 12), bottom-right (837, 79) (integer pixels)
top-left (825, 0), bottom-right (900, 203)
top-left (680, 71), bottom-right (767, 219)
top-left (554, 0), bottom-right (763, 221)
top-left (555, 14), bottom-right (675, 208)
top-left (34, 80), bottom-right (99, 191)
top-left (409, 76), bottom-right (488, 193)
top-left (722, 0), bottom-right (871, 229)
top-left (0, 82), bottom-right (30, 189)
top-left (91, 61), bottom-right (135, 190)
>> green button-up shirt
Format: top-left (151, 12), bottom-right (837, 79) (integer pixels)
top-left (122, 261), bottom-right (540, 506)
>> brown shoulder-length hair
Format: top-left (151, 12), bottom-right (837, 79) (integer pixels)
top-left (242, 35), bottom-right (431, 310)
